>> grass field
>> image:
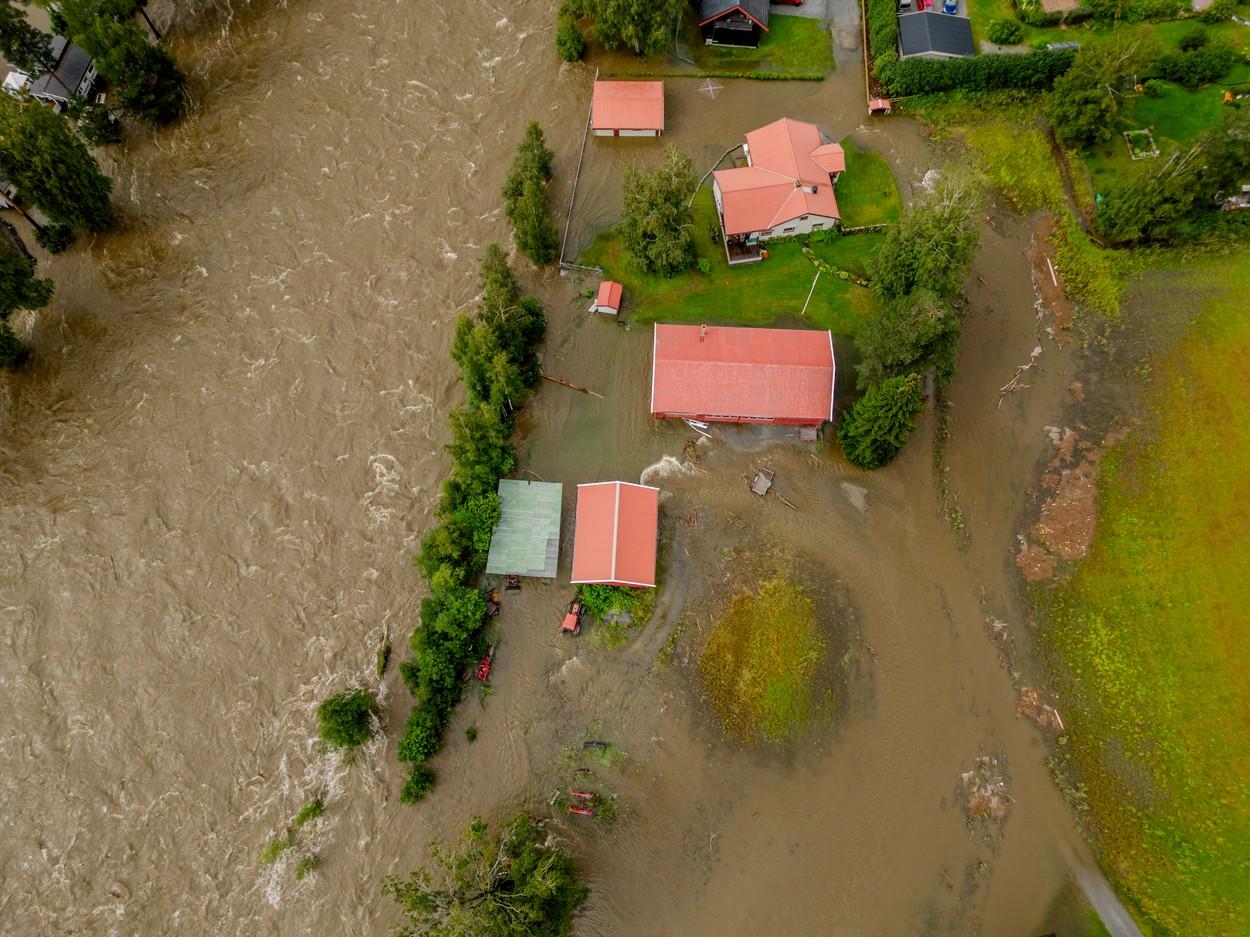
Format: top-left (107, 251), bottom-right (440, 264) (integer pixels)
top-left (700, 574), bottom-right (825, 743)
top-left (686, 12), bottom-right (835, 76)
top-left (580, 186), bottom-right (883, 333)
top-left (1038, 252), bottom-right (1250, 935)
top-left (836, 139), bottom-right (904, 227)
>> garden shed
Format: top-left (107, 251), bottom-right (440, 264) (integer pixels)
top-left (590, 280), bottom-right (623, 315)
top-left (570, 482), bottom-right (659, 588)
top-left (650, 324), bottom-right (835, 426)
top-left (591, 81), bottom-right (665, 137)
top-left (485, 479), bottom-right (563, 578)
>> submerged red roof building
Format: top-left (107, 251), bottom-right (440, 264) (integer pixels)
top-left (591, 80), bottom-right (665, 137)
top-left (650, 324), bottom-right (835, 426)
top-left (570, 482), bottom-right (660, 588)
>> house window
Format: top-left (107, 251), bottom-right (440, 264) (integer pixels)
top-left (812, 223), bottom-right (824, 230)
top-left (782, 226), bottom-right (796, 233)
top-left (800, 215), bottom-right (808, 221)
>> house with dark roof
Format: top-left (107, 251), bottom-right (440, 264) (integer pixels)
top-left (711, 117), bottom-right (845, 264)
top-left (897, 11), bottom-right (975, 59)
top-left (2, 36), bottom-right (97, 111)
top-left (698, 0), bottom-right (770, 47)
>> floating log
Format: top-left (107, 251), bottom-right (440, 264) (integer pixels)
top-left (541, 372), bottom-right (605, 399)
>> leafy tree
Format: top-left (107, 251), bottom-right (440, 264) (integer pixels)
top-left (0, 93), bottom-right (113, 231)
top-left (869, 178), bottom-right (979, 301)
top-left (74, 101), bottom-right (123, 146)
top-left (555, 15), bottom-right (585, 62)
top-left (385, 813), bottom-right (589, 937)
top-left (400, 766), bottom-right (435, 804)
top-left (1154, 43), bottom-right (1239, 89)
top-left (0, 0), bottom-right (55, 76)
top-left (35, 223), bottom-right (73, 252)
top-left (445, 403), bottom-right (516, 497)
top-left (1198, 0), bottom-right (1235, 22)
top-left (316, 688), bottom-right (376, 749)
top-left (0, 222), bottom-right (53, 314)
top-left (57, 0), bottom-right (185, 124)
top-left (579, 0), bottom-right (683, 56)
top-left (617, 145), bottom-right (695, 276)
top-left (1048, 28), bottom-right (1161, 147)
top-left (855, 290), bottom-right (961, 391)
top-left (837, 373), bottom-right (925, 470)
top-left (503, 123), bottom-right (558, 266)
top-left (0, 320), bottom-right (24, 366)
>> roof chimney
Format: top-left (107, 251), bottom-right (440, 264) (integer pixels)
top-left (699, 324), bottom-right (706, 342)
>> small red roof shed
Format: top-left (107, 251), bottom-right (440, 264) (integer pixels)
top-left (591, 81), bottom-right (665, 135)
top-left (570, 482), bottom-right (659, 588)
top-left (590, 280), bottom-right (623, 314)
top-left (651, 324), bottom-right (835, 425)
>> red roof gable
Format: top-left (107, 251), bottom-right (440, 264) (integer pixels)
top-left (712, 118), bottom-right (842, 236)
top-left (650, 324), bottom-right (835, 425)
top-left (595, 280), bottom-right (623, 310)
top-left (591, 81), bottom-right (665, 132)
top-left (570, 482), bottom-right (659, 587)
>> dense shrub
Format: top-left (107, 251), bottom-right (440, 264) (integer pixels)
top-left (399, 766), bottom-right (435, 804)
top-left (316, 688), bottom-right (376, 749)
top-left (987, 19), bottom-right (1025, 45)
top-left (556, 14), bottom-right (586, 61)
top-left (35, 224), bottom-right (73, 253)
top-left (867, 0), bottom-right (899, 62)
top-left (1152, 44), bottom-right (1239, 88)
top-left (1177, 27), bottom-right (1209, 52)
top-left (1198, 0), bottom-right (1236, 22)
top-left (886, 49), bottom-right (1076, 96)
top-left (1142, 78), bottom-right (1168, 98)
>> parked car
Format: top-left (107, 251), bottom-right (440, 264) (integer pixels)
top-left (943, 0), bottom-right (958, 12)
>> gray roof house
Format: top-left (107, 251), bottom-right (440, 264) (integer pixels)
top-left (698, 0), bottom-right (770, 48)
top-left (897, 11), bottom-right (975, 59)
top-left (23, 37), bottom-right (97, 109)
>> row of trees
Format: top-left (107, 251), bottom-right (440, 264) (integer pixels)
top-left (837, 178), bottom-right (980, 469)
top-left (395, 246), bottom-right (546, 803)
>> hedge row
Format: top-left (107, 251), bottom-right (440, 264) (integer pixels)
top-left (885, 48), bottom-right (1076, 96)
top-left (394, 245), bottom-right (546, 803)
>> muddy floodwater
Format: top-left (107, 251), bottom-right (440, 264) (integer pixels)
top-left (0, 1), bottom-right (1124, 934)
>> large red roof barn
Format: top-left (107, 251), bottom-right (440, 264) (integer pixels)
top-left (570, 482), bottom-right (660, 588)
top-left (650, 324), bottom-right (835, 426)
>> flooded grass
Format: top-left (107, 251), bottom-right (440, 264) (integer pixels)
top-left (581, 188), bottom-right (882, 332)
top-left (700, 573), bottom-right (825, 743)
top-left (836, 139), bottom-right (904, 228)
top-left (1038, 253), bottom-right (1250, 935)
top-left (685, 13), bottom-right (836, 76)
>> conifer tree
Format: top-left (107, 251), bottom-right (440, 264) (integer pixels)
top-left (837, 373), bottom-right (925, 470)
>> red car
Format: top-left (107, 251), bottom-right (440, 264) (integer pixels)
top-left (561, 600), bottom-right (584, 636)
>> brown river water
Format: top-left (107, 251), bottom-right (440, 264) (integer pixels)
top-left (0, 1), bottom-right (1126, 934)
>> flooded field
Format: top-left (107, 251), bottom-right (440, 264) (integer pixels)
top-left (0, 0), bottom-right (1129, 934)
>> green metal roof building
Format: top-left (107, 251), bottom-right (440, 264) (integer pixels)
top-left (485, 479), bottom-right (564, 578)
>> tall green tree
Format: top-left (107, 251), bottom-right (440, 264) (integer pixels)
top-left (385, 813), bottom-right (589, 937)
top-left (502, 122), bottom-right (558, 266)
top-left (576, 0), bottom-right (684, 56)
top-left (618, 145), bottom-right (695, 276)
top-left (869, 177), bottom-right (980, 301)
top-left (837, 373), bottom-right (925, 470)
top-left (1048, 27), bottom-right (1161, 148)
top-left (0, 94), bottom-right (113, 231)
top-left (57, 0), bottom-right (185, 124)
top-left (854, 289), bottom-right (960, 391)
top-left (0, 0), bottom-right (55, 76)
top-left (0, 220), bottom-right (51, 366)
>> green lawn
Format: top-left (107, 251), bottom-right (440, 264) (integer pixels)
top-left (686, 12), bottom-right (835, 76)
top-left (580, 187), bottom-right (882, 334)
top-left (1038, 252), bottom-right (1250, 935)
top-left (836, 138), bottom-right (904, 228)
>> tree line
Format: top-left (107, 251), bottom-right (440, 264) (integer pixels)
top-left (394, 245), bottom-right (546, 803)
top-left (0, 0), bottom-right (188, 364)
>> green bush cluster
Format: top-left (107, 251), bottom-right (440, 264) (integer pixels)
top-left (316, 688), bottom-right (376, 750)
top-left (887, 49), bottom-right (1076, 96)
top-left (987, 19), bottom-right (1025, 45)
top-left (867, 0), bottom-right (899, 82)
top-left (556, 14), bottom-right (586, 61)
top-left (396, 245), bottom-right (546, 803)
top-left (1198, 0), bottom-right (1236, 22)
top-left (1084, 0), bottom-right (1185, 22)
top-left (1152, 43), bottom-right (1239, 88)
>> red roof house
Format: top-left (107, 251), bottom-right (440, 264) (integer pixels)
top-left (650, 324), bottom-right (835, 425)
top-left (590, 280), bottom-right (623, 315)
top-left (570, 482), bottom-right (660, 587)
top-left (591, 81), bottom-right (664, 137)
top-left (712, 118), bottom-right (845, 264)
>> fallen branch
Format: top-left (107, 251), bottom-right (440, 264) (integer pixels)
top-left (997, 345), bottom-right (1043, 408)
top-left (541, 372), bottom-right (605, 399)
top-left (777, 494), bottom-right (798, 510)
